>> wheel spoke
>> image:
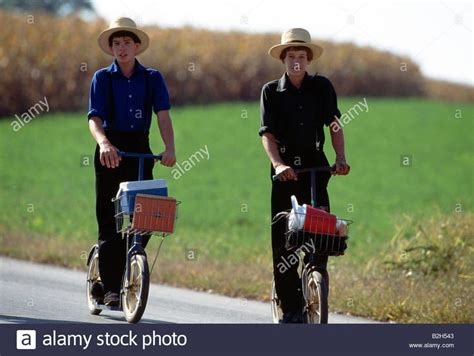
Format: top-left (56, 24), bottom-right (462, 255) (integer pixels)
top-left (127, 291), bottom-right (137, 312)
top-left (124, 257), bottom-right (144, 314)
top-left (306, 280), bottom-right (321, 323)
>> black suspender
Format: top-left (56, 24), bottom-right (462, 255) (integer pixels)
top-left (143, 70), bottom-right (152, 125)
top-left (107, 71), bottom-right (115, 129)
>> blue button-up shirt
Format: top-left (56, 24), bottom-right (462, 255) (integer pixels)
top-left (88, 59), bottom-right (170, 132)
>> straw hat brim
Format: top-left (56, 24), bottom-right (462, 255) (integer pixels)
top-left (268, 42), bottom-right (323, 60)
top-left (98, 26), bottom-right (150, 56)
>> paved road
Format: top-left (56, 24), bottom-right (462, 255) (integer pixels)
top-left (0, 257), bottom-right (380, 324)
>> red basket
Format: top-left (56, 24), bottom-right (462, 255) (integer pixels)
top-left (131, 194), bottom-right (177, 233)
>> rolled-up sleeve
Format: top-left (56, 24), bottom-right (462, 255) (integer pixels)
top-left (321, 78), bottom-right (341, 126)
top-left (152, 71), bottom-right (171, 113)
top-left (259, 85), bottom-right (276, 136)
top-left (87, 70), bottom-right (107, 122)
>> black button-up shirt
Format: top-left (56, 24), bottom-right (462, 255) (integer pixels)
top-left (259, 73), bottom-right (340, 154)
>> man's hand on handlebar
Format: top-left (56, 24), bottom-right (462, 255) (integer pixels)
top-left (275, 164), bottom-right (298, 181)
top-left (334, 159), bottom-right (350, 175)
top-left (99, 140), bottom-right (121, 168)
top-left (159, 149), bottom-right (176, 167)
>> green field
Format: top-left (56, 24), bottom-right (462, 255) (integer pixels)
top-left (1, 98), bottom-right (473, 321)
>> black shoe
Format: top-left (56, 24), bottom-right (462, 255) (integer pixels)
top-left (104, 292), bottom-right (120, 307)
top-left (90, 282), bottom-right (104, 303)
top-left (280, 310), bottom-right (304, 324)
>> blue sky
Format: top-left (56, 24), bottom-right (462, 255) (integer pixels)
top-left (92, 0), bottom-right (473, 85)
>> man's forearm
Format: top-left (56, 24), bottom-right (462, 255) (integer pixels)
top-left (88, 116), bottom-right (109, 145)
top-left (157, 111), bottom-right (175, 152)
top-left (330, 126), bottom-right (346, 161)
top-left (261, 133), bottom-right (285, 168)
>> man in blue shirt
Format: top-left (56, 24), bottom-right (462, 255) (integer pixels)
top-left (88, 17), bottom-right (176, 306)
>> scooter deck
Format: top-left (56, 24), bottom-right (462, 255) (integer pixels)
top-left (92, 300), bottom-right (122, 312)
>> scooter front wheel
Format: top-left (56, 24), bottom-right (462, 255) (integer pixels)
top-left (303, 270), bottom-right (328, 324)
top-left (122, 254), bottom-right (150, 323)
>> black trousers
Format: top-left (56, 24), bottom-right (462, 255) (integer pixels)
top-left (271, 150), bottom-right (331, 313)
top-left (94, 131), bottom-right (154, 294)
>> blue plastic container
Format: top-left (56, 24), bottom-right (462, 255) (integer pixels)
top-left (116, 179), bottom-right (168, 214)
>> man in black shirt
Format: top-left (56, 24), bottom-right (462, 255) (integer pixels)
top-left (259, 28), bottom-right (350, 323)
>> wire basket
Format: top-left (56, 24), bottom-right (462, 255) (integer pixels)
top-left (114, 193), bottom-right (179, 236)
top-left (283, 211), bottom-right (352, 256)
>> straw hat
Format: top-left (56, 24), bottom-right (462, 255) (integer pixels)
top-left (98, 17), bottom-right (150, 56)
top-left (268, 28), bottom-right (323, 60)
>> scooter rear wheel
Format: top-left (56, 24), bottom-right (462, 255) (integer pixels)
top-left (86, 245), bottom-right (102, 315)
top-left (271, 278), bottom-right (283, 323)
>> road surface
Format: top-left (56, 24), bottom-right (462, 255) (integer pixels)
top-left (0, 257), bottom-right (381, 324)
